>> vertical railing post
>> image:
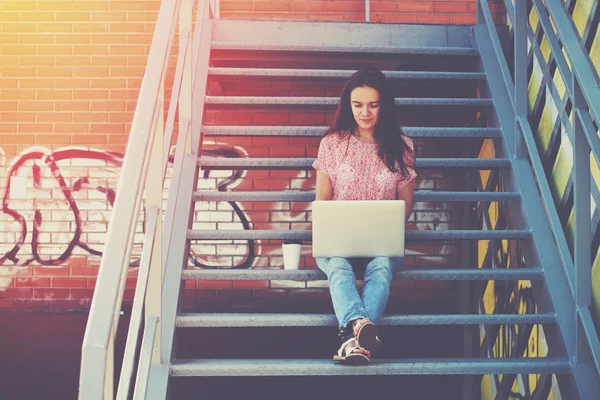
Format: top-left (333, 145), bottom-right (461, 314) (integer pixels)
top-left (181, 0), bottom-right (193, 156)
top-left (104, 329), bottom-right (114, 399)
top-left (514, 0), bottom-right (527, 159)
top-left (365, 0), bottom-right (370, 22)
top-left (572, 75), bottom-right (592, 363)
top-left (145, 76), bottom-right (164, 365)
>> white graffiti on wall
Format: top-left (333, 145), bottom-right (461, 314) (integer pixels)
top-left (0, 145), bottom-right (458, 291)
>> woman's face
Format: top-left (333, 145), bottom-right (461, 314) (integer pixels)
top-left (350, 85), bottom-right (380, 132)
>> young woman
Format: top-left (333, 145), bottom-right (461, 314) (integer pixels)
top-left (312, 68), bottom-right (416, 365)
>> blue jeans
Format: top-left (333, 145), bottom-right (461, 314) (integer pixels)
top-left (316, 256), bottom-right (402, 330)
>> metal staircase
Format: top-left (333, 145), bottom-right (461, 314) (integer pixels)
top-left (79, 1), bottom-right (600, 399)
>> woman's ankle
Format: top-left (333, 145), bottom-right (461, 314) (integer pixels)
top-left (338, 327), bottom-right (353, 343)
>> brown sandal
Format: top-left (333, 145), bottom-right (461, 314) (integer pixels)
top-left (333, 338), bottom-right (370, 365)
top-left (352, 319), bottom-right (383, 353)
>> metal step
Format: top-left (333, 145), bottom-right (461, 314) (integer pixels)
top-left (194, 191), bottom-right (521, 203)
top-left (201, 126), bottom-right (503, 138)
top-left (170, 357), bottom-right (570, 377)
top-left (181, 268), bottom-right (544, 281)
top-left (208, 68), bottom-right (487, 81)
top-left (211, 43), bottom-right (479, 56)
top-left (197, 157), bottom-right (512, 170)
top-left (186, 229), bottom-right (532, 241)
top-left (205, 96), bottom-right (493, 107)
top-left (176, 313), bottom-right (556, 328)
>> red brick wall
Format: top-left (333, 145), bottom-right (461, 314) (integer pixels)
top-left (220, 0), bottom-right (506, 24)
top-left (0, 0), bottom-right (498, 311)
top-left (0, 0), bottom-right (160, 159)
top-left (0, 0), bottom-right (161, 310)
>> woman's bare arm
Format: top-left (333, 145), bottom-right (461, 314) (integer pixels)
top-left (396, 180), bottom-right (414, 221)
top-left (315, 170), bottom-right (333, 200)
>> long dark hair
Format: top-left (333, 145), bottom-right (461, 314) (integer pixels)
top-left (325, 68), bottom-right (414, 179)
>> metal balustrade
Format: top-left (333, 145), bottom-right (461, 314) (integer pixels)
top-left (78, 0), bottom-right (600, 398)
top-left (476, 0), bottom-right (600, 396)
top-left (78, 0), bottom-right (206, 398)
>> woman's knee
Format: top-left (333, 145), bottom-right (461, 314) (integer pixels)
top-left (327, 257), bottom-right (353, 273)
top-left (365, 257), bottom-right (398, 281)
top-left (317, 257), bottom-right (353, 277)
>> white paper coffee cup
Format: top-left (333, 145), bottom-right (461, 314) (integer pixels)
top-left (282, 241), bottom-right (302, 270)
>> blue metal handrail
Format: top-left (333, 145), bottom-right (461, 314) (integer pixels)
top-left (477, 0), bottom-right (600, 387)
top-left (544, 0), bottom-right (600, 126)
top-left (479, 0), bottom-right (575, 289)
top-left (517, 3), bottom-right (600, 355)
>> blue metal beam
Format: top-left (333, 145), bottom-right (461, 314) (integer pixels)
top-left (194, 190), bottom-right (521, 202)
top-left (181, 268), bottom-right (545, 281)
top-left (573, 78), bottom-right (593, 366)
top-left (171, 358), bottom-right (571, 377)
top-left (208, 68), bottom-right (487, 80)
top-left (504, 0), bottom-right (515, 25)
top-left (516, 119), bottom-right (575, 291)
top-left (201, 126), bottom-right (504, 138)
top-left (211, 42), bottom-right (479, 56)
top-left (578, 307), bottom-right (600, 375)
top-left (198, 157), bottom-right (512, 170)
top-left (176, 313), bottom-right (557, 328)
top-left (187, 229), bottom-right (532, 241)
top-left (205, 96), bottom-right (494, 107)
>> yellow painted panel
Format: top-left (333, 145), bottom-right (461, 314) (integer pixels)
top-left (537, 105), bottom-right (555, 151)
top-left (592, 250), bottom-right (600, 323)
top-left (479, 139), bottom-right (495, 190)
top-left (590, 27), bottom-right (600, 71)
top-left (478, 239), bottom-right (488, 268)
top-left (564, 46), bottom-right (573, 71)
top-left (512, 379), bottom-right (525, 397)
top-left (572, 0), bottom-right (594, 37)
top-left (528, 328), bottom-right (540, 391)
top-left (487, 202), bottom-right (497, 230)
top-left (529, 373), bottom-right (538, 393)
top-left (566, 208), bottom-right (575, 245)
top-left (592, 154), bottom-right (600, 189)
top-left (479, 138), bottom-right (495, 157)
top-left (569, 108), bottom-right (574, 125)
top-left (479, 169), bottom-right (490, 190)
top-left (540, 36), bottom-right (552, 63)
top-left (529, 7), bottom-right (540, 32)
top-left (481, 375), bottom-right (495, 400)
top-left (518, 282), bottom-right (529, 314)
top-left (550, 144), bottom-right (572, 200)
top-left (529, 322), bottom-right (540, 356)
top-left (483, 278), bottom-right (496, 315)
top-left (528, 68), bottom-right (542, 114)
top-left (553, 68), bottom-right (567, 100)
top-left (539, 325), bottom-right (549, 357)
top-left (495, 329), bottom-right (502, 357)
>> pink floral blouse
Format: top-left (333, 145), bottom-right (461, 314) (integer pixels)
top-left (312, 132), bottom-right (417, 200)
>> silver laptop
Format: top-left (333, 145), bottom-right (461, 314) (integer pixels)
top-left (312, 200), bottom-right (405, 258)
